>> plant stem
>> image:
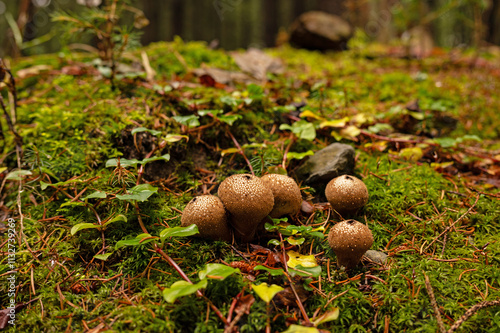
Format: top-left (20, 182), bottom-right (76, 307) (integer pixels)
top-left (226, 128), bottom-right (254, 176)
top-left (134, 202), bottom-right (149, 234)
top-left (154, 244), bottom-right (228, 326)
top-left (278, 233), bottom-right (311, 325)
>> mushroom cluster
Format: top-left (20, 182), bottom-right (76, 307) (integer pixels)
top-left (181, 173), bottom-right (302, 243)
top-left (324, 174), bottom-right (373, 270)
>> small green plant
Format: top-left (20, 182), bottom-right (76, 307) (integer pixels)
top-left (52, 0), bottom-right (148, 88)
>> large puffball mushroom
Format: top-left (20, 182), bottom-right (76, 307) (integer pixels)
top-left (261, 173), bottom-right (302, 218)
top-left (218, 174), bottom-right (274, 242)
top-left (325, 174), bottom-right (368, 215)
top-left (181, 195), bottom-right (232, 242)
top-left (328, 219), bottom-right (373, 270)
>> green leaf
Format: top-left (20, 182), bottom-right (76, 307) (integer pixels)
top-left (282, 324), bottom-right (320, 333)
top-left (71, 223), bottom-right (101, 235)
top-left (198, 109), bottom-right (223, 117)
top-left (115, 184), bottom-right (158, 202)
top-left (287, 150), bottom-right (314, 160)
top-left (280, 120), bottom-right (316, 141)
top-left (312, 308), bottom-right (340, 326)
top-left (173, 115), bottom-right (200, 127)
top-left (218, 114), bottom-right (242, 125)
top-left (41, 178), bottom-right (83, 190)
top-left (141, 154), bottom-right (170, 165)
top-left (82, 191), bottom-right (107, 200)
top-left (131, 127), bottom-right (162, 136)
top-left (433, 137), bottom-right (456, 148)
top-left (162, 279), bottom-right (208, 303)
top-left (220, 95), bottom-right (239, 107)
top-left (160, 224), bottom-right (199, 241)
top-left (115, 233), bottom-right (156, 250)
top-left (198, 263), bottom-right (239, 280)
top-left (253, 265), bottom-right (284, 276)
top-left (93, 253), bottom-right (112, 261)
top-left (251, 283), bottom-right (284, 304)
top-left (287, 237), bottom-right (305, 245)
top-left (5, 170), bottom-right (32, 181)
top-left (408, 111), bottom-right (424, 120)
top-left (106, 154), bottom-right (170, 168)
top-left (289, 265), bottom-right (322, 278)
top-left (105, 158), bottom-right (140, 168)
top-left (267, 239), bottom-right (281, 246)
top-left (308, 231), bottom-right (325, 239)
top-left (104, 214), bottom-right (127, 226)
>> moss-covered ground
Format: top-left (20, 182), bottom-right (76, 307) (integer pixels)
top-left (1, 36), bottom-right (499, 332)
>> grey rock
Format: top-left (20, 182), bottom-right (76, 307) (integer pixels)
top-left (289, 11), bottom-right (353, 51)
top-left (363, 250), bottom-right (388, 265)
top-left (296, 143), bottom-right (355, 187)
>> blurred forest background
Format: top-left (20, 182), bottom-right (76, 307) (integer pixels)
top-left (0, 0), bottom-right (499, 57)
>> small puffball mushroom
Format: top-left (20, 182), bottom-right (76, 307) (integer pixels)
top-left (325, 174), bottom-right (368, 215)
top-left (181, 195), bottom-right (232, 242)
top-left (218, 174), bottom-right (274, 242)
top-left (328, 219), bottom-right (373, 270)
top-left (261, 173), bottom-right (302, 218)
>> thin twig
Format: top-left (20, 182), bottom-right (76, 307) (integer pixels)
top-left (278, 233), bottom-right (311, 324)
top-left (225, 128), bottom-right (254, 175)
top-left (424, 274), bottom-right (446, 333)
top-left (154, 244), bottom-right (228, 326)
top-left (446, 300), bottom-right (500, 333)
top-left (424, 194), bottom-right (480, 253)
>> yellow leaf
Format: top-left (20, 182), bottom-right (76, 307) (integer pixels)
top-left (319, 117), bottom-right (349, 128)
top-left (220, 147), bottom-right (240, 156)
top-left (399, 147), bottom-right (423, 162)
top-left (287, 250), bottom-right (318, 268)
top-left (352, 113), bottom-right (373, 126)
top-left (340, 125), bottom-right (361, 139)
top-left (312, 308), bottom-right (340, 326)
top-left (430, 161), bottom-right (454, 169)
top-left (300, 110), bottom-right (324, 120)
top-left (282, 325), bottom-right (320, 333)
top-left (251, 283), bottom-right (284, 304)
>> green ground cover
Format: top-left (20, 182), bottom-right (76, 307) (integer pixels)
top-left (1, 37), bottom-right (499, 332)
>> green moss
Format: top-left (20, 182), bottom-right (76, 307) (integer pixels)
top-left (1, 40), bottom-right (499, 332)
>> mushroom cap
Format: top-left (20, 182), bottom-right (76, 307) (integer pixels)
top-left (218, 174), bottom-right (274, 242)
top-left (261, 173), bottom-right (302, 218)
top-left (328, 219), bottom-right (373, 270)
top-left (325, 175), bottom-right (369, 213)
top-left (181, 195), bottom-right (232, 242)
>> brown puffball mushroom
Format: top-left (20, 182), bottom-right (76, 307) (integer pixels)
top-left (218, 174), bottom-right (274, 242)
top-left (261, 173), bottom-right (302, 218)
top-left (181, 195), bottom-right (232, 242)
top-left (328, 219), bottom-right (373, 270)
top-left (325, 174), bottom-right (368, 215)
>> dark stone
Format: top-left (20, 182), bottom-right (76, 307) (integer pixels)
top-left (289, 11), bottom-right (353, 51)
top-left (363, 250), bottom-right (388, 265)
top-left (296, 143), bottom-right (355, 189)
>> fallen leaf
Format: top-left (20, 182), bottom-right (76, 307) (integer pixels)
top-left (287, 250), bottom-right (318, 268)
top-left (251, 283), bottom-right (284, 303)
top-left (231, 48), bottom-right (284, 81)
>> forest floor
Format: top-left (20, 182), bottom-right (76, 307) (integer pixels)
top-left (1, 36), bottom-right (500, 332)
